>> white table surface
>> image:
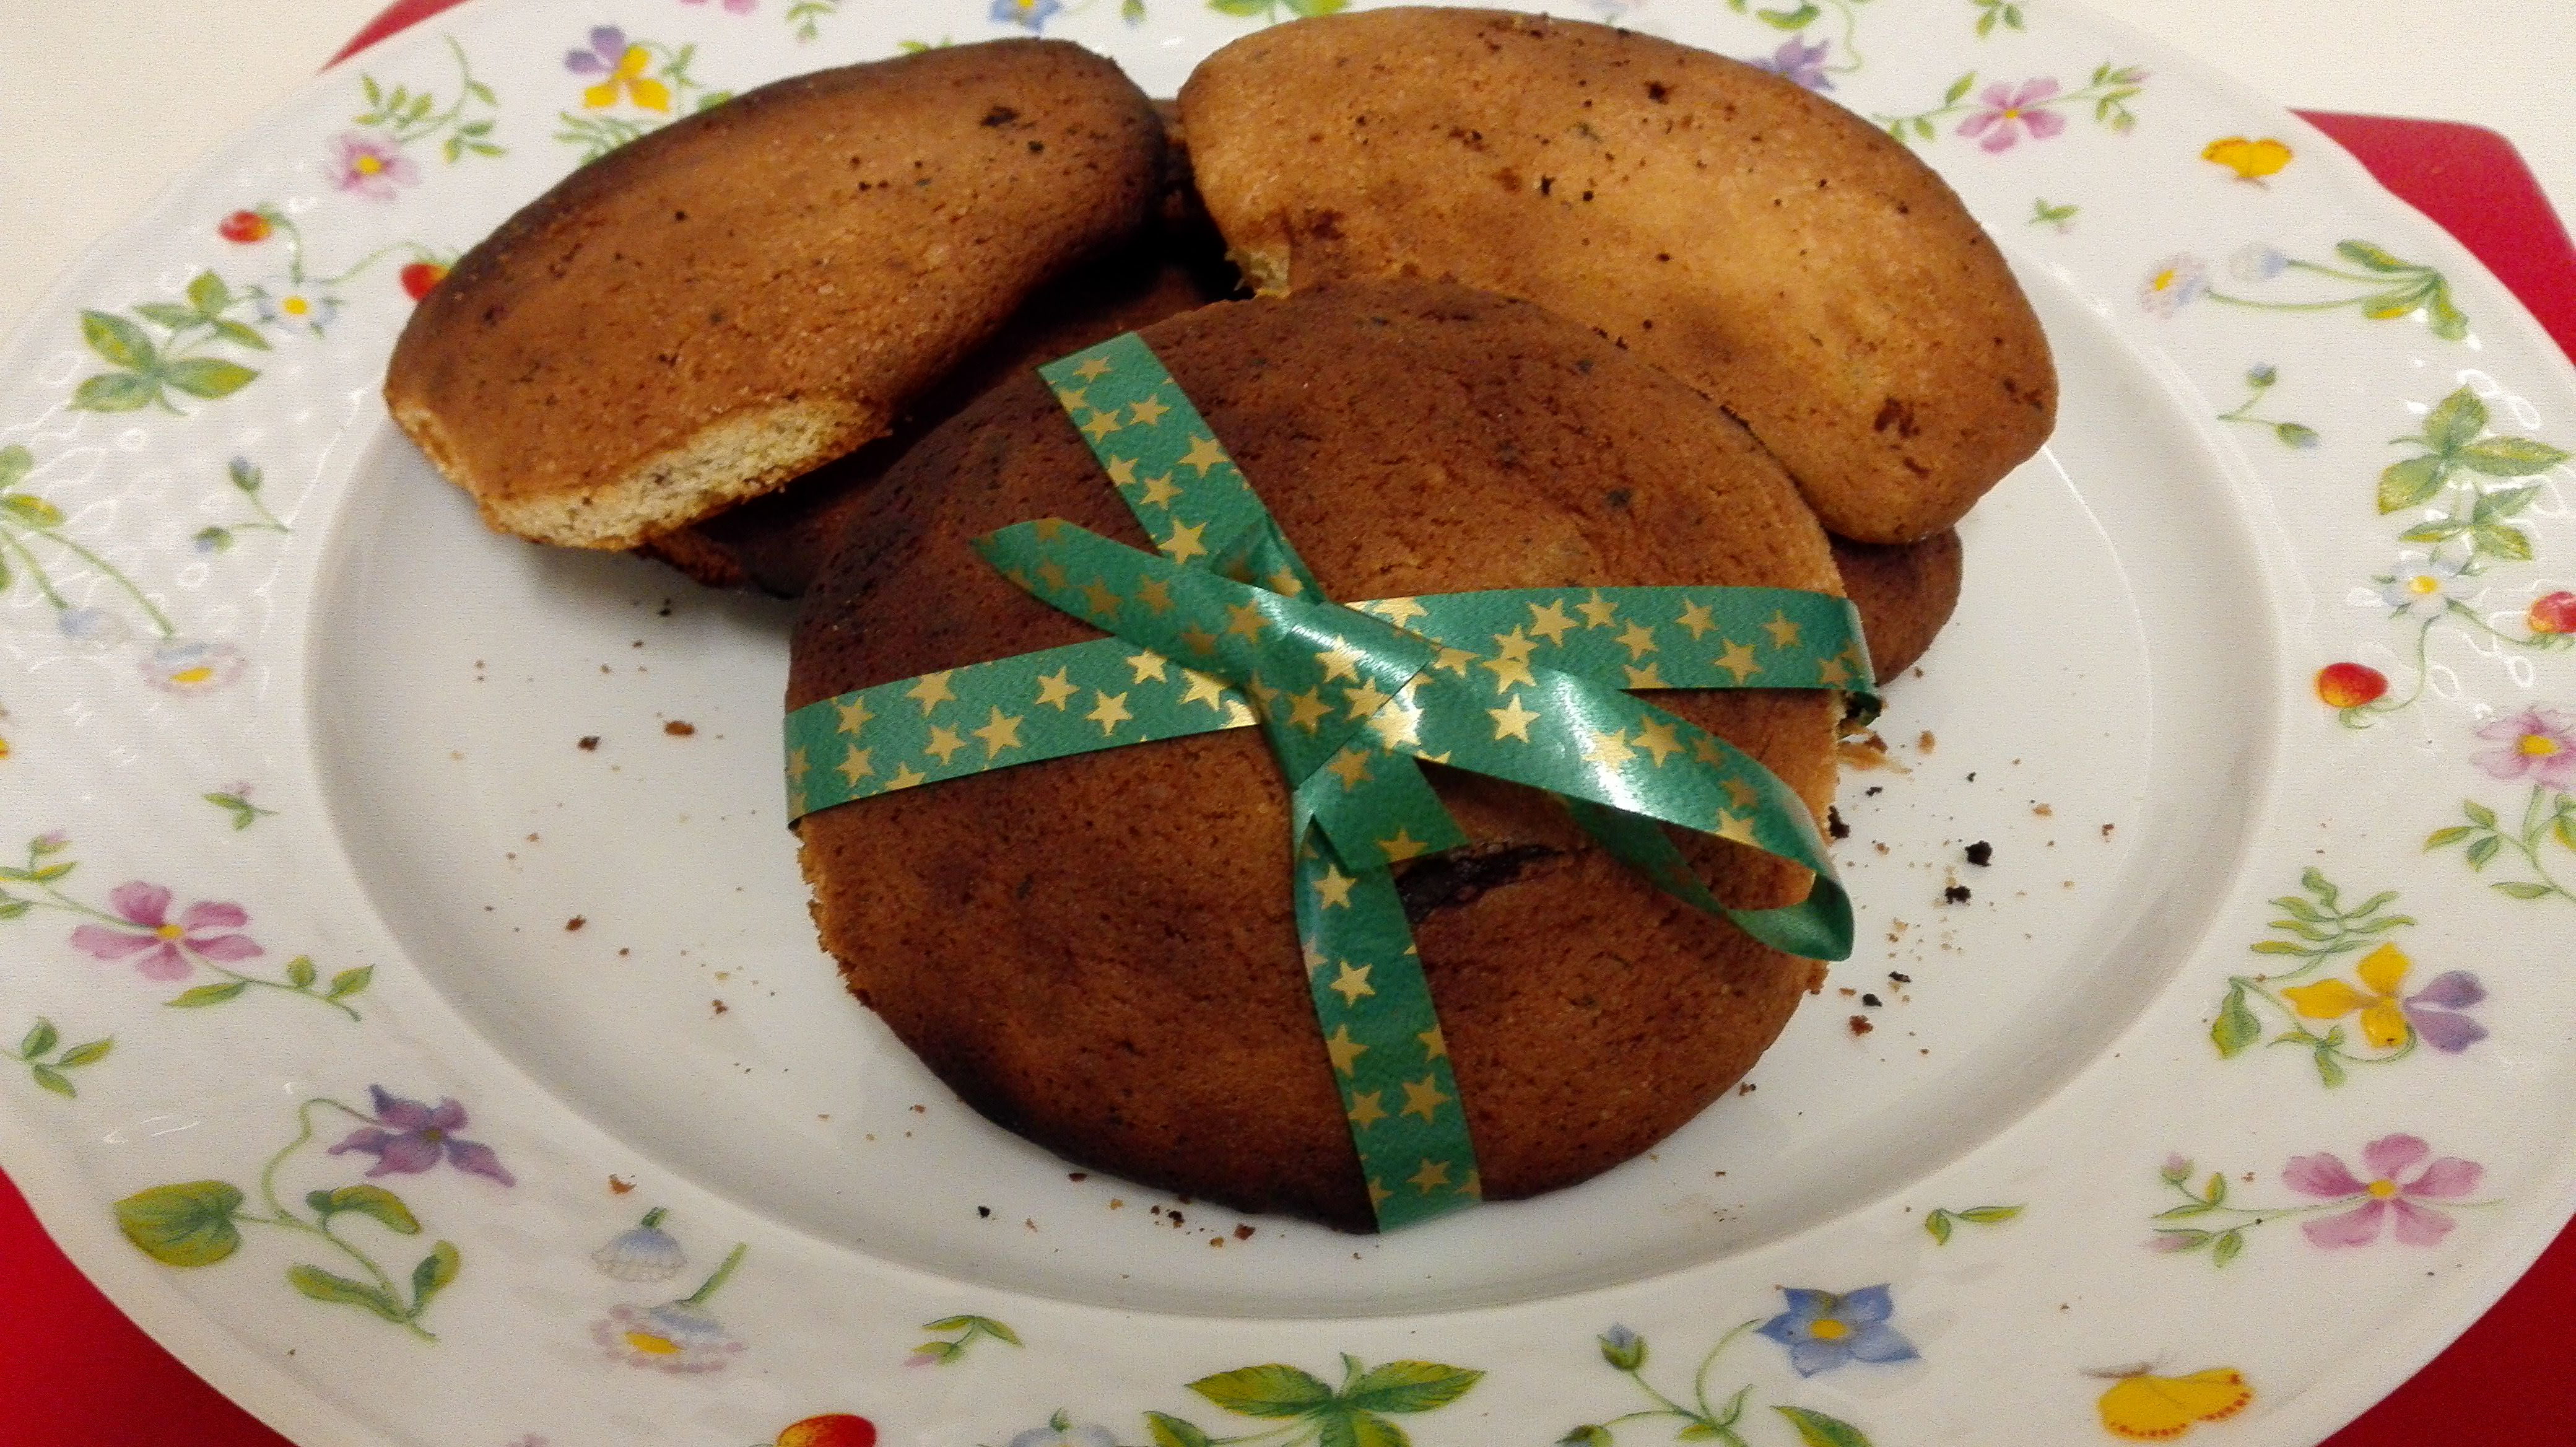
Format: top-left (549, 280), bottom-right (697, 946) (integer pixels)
top-left (1, 1), bottom-right (2570, 345)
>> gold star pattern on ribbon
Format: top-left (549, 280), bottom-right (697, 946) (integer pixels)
top-left (777, 332), bottom-right (1881, 1230)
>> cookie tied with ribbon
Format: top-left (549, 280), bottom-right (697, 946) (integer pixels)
top-left (785, 282), bottom-right (1873, 1231)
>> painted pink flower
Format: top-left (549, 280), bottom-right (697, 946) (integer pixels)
top-left (1957, 79), bottom-right (2066, 154)
top-left (69, 883), bottom-right (261, 982)
top-left (2286, 1134), bottom-right (2482, 1248)
top-left (328, 1085), bottom-right (516, 1185)
top-left (329, 132), bottom-right (419, 201)
top-left (2472, 706), bottom-right (2576, 791)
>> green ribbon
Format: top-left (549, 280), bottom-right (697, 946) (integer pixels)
top-left (783, 332), bottom-right (1875, 1228)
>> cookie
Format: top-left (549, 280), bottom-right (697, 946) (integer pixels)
top-left (1177, 7), bottom-right (2056, 543)
top-left (386, 39), bottom-right (1166, 550)
top-left (1832, 529), bottom-right (1963, 679)
top-left (789, 281), bottom-right (1846, 1229)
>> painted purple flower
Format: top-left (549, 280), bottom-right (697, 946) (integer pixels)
top-left (2286, 1134), bottom-right (2482, 1248)
top-left (2403, 970), bottom-right (2489, 1052)
top-left (990, 0), bottom-right (1063, 32)
top-left (69, 883), bottom-right (261, 982)
top-left (57, 606), bottom-right (129, 651)
top-left (565, 27), bottom-right (628, 75)
top-left (328, 132), bottom-right (419, 202)
top-left (1747, 37), bottom-right (1834, 93)
top-left (2139, 255), bottom-right (2209, 317)
top-left (328, 1085), bottom-right (516, 1185)
top-left (1957, 79), bottom-right (2066, 154)
top-left (2473, 706), bottom-right (2576, 791)
top-left (1756, 1285), bottom-right (1918, 1376)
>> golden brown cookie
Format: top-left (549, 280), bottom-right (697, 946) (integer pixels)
top-left (1177, 7), bottom-right (2055, 543)
top-left (640, 235), bottom-right (1231, 596)
top-left (387, 40), bottom-right (1166, 550)
top-left (790, 281), bottom-right (1845, 1229)
top-left (1832, 529), bottom-right (1963, 680)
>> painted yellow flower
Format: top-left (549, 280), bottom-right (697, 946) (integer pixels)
top-left (2203, 136), bottom-right (2292, 183)
top-left (568, 28), bottom-right (671, 111)
top-left (2281, 942), bottom-right (2413, 1049)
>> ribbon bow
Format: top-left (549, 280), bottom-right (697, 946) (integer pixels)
top-left (785, 333), bottom-right (1873, 1228)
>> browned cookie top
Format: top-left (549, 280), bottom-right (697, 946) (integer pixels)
top-left (1178, 7), bottom-right (2056, 544)
top-left (789, 281), bottom-right (1844, 1228)
top-left (387, 39), bottom-right (1165, 549)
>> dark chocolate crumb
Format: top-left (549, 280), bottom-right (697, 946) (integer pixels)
top-left (1234, 1224), bottom-right (1256, 1240)
top-left (1865, 785), bottom-right (1883, 797)
top-left (1943, 884), bottom-right (1972, 903)
top-left (1825, 806), bottom-right (1850, 840)
top-left (2102, 823), bottom-right (2116, 838)
top-left (1861, 992), bottom-right (1882, 1007)
top-left (1889, 971), bottom-right (1912, 984)
top-left (1965, 841), bottom-right (1993, 866)
top-left (1068, 1172), bottom-right (1088, 1182)
top-left (1848, 1015), bottom-right (1874, 1036)
top-left (664, 720), bottom-right (697, 737)
top-left (977, 1205), bottom-right (992, 1218)
top-left (578, 735), bottom-right (600, 751)
top-left (565, 916), bottom-right (586, 931)
top-left (1736, 1082), bottom-right (1757, 1094)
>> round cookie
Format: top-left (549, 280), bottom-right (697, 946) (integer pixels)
top-left (790, 281), bottom-right (1848, 1230)
top-left (388, 39), bottom-right (1166, 550)
top-left (1176, 7), bottom-right (2056, 544)
top-left (1830, 529), bottom-right (1964, 680)
top-left (643, 221), bottom-right (1233, 595)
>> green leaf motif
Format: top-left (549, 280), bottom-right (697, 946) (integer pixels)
top-left (287, 1263), bottom-right (405, 1321)
top-left (32, 1065), bottom-right (73, 1097)
top-left (168, 981), bottom-right (249, 1007)
top-left (80, 310), bottom-right (158, 370)
top-left (1775, 1406), bottom-right (1875, 1447)
top-left (2274, 422), bottom-right (2320, 448)
top-left (1943, 71), bottom-right (1976, 105)
top-left (2494, 881), bottom-right (2558, 899)
top-left (2377, 455), bottom-right (2447, 514)
top-left (2460, 437), bottom-right (2570, 476)
top-left (1321, 1410), bottom-right (1410, 1447)
top-left (1190, 1364), bottom-right (1338, 1417)
top-left (2211, 984), bottom-right (2260, 1057)
top-left (2465, 835), bottom-right (2502, 869)
top-left (19, 1019), bottom-right (57, 1059)
top-left (136, 302), bottom-right (201, 329)
top-left (1343, 1360), bottom-right (1482, 1414)
top-left (2334, 240), bottom-right (2411, 273)
top-left (0, 445), bottom-right (33, 490)
top-left (2211, 1230), bottom-right (2245, 1266)
top-left (1676, 1426), bottom-right (1722, 1443)
top-left (2422, 387), bottom-right (2487, 452)
top-left (0, 494), bottom-right (65, 528)
top-left (115, 1181), bottom-right (245, 1267)
top-left (71, 372), bottom-right (160, 413)
top-left (57, 1039), bottom-right (111, 1068)
top-left (2473, 524), bottom-right (2534, 562)
top-left (2424, 287), bottom-right (2471, 341)
top-left (212, 318), bottom-right (271, 352)
top-left (2465, 801), bottom-right (2499, 829)
top-left (325, 966), bottom-right (375, 1001)
top-left (285, 956), bottom-right (316, 989)
top-left (1958, 1204), bottom-right (2022, 1223)
top-left (1146, 1412), bottom-right (1213, 1447)
top-left (186, 272), bottom-right (233, 317)
top-left (162, 357), bottom-right (259, 401)
top-left (2314, 1044), bottom-right (2348, 1088)
top-left (412, 1239), bottom-right (461, 1305)
top-left (2424, 825), bottom-right (2473, 849)
top-left (315, 1184), bottom-right (422, 1236)
top-left (1759, 3), bottom-right (1822, 28)
top-left (1925, 1209), bottom-right (1954, 1243)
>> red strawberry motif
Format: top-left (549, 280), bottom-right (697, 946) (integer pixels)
top-left (401, 261), bottom-right (449, 301)
top-left (2314, 662), bottom-right (2388, 709)
top-left (775, 1415), bottom-right (877, 1447)
top-left (217, 209), bottom-right (271, 243)
top-left (2529, 590), bottom-right (2576, 636)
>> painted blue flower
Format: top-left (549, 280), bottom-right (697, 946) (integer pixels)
top-left (990, 0), bottom-right (1063, 32)
top-left (1756, 1285), bottom-right (1918, 1376)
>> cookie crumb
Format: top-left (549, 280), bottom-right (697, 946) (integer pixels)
top-left (565, 916), bottom-right (586, 931)
top-left (1736, 1081), bottom-right (1757, 1094)
top-left (608, 1174), bottom-right (633, 1194)
top-left (2101, 823), bottom-right (2116, 838)
top-left (2033, 803), bottom-right (2053, 816)
top-left (1916, 730), bottom-right (1936, 754)
top-left (1825, 806), bottom-right (1850, 841)
top-left (711, 999), bottom-right (728, 1016)
top-left (1234, 1224), bottom-right (1256, 1240)
top-left (1209, 1236), bottom-right (1225, 1248)
top-left (1848, 1015), bottom-right (1874, 1036)
top-left (578, 735), bottom-right (600, 750)
top-left (977, 1205), bottom-right (991, 1218)
top-left (1965, 841), bottom-right (1993, 866)
top-left (1838, 986), bottom-right (1856, 997)
top-left (1889, 971), bottom-right (1912, 984)
top-left (1943, 884), bottom-right (1972, 903)
top-left (664, 720), bottom-right (697, 737)
top-left (1068, 1171), bottom-right (1088, 1182)
top-left (1861, 992), bottom-right (1882, 1007)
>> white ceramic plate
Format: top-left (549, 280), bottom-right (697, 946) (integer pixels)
top-left (5, 1), bottom-right (2575, 1443)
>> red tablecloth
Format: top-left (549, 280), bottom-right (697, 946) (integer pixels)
top-left (6, 4), bottom-right (2574, 1440)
